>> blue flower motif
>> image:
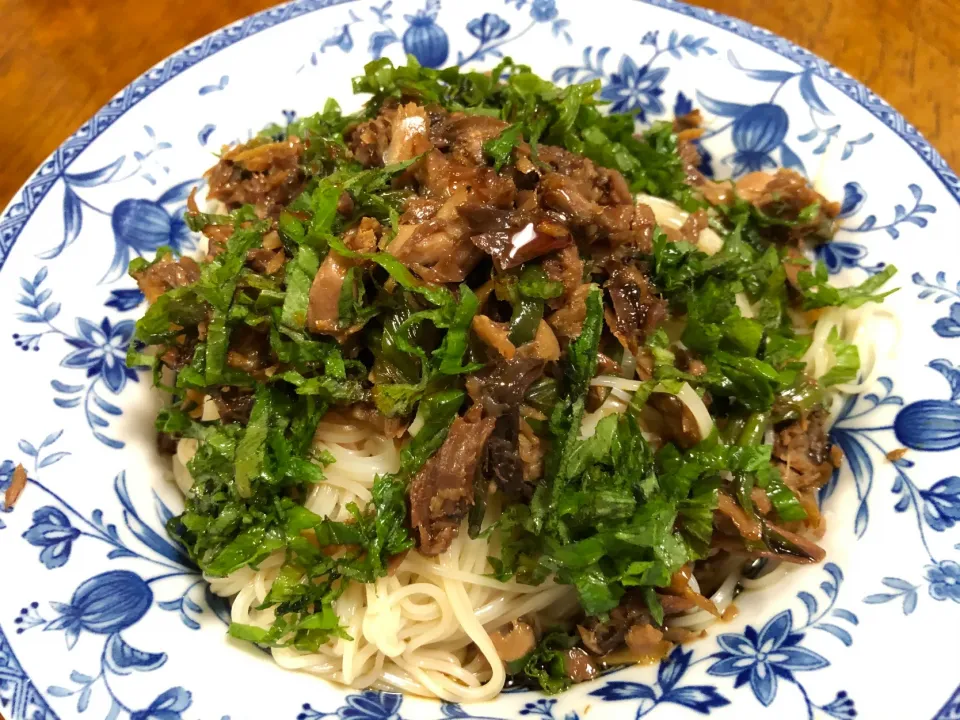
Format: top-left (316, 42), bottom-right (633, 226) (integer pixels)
top-left (105, 288), bottom-right (145, 312)
top-left (104, 180), bottom-right (197, 282)
top-left (933, 302), bottom-right (960, 338)
top-left (730, 103), bottom-right (788, 175)
top-left (815, 241), bottom-right (870, 274)
top-left (530, 0), bottom-right (558, 22)
top-left (299, 691), bottom-right (401, 720)
top-left (925, 560), bottom-right (960, 603)
top-left (131, 687), bottom-right (192, 720)
top-left (403, 2), bottom-right (449, 68)
top-left (466, 13), bottom-right (510, 44)
top-left (45, 570), bottom-right (154, 648)
top-left (599, 55), bottom-right (667, 118)
top-left (930, 358), bottom-right (960, 402)
top-left (62, 317), bottom-right (137, 394)
top-left (708, 610), bottom-right (828, 706)
top-left (590, 646), bottom-right (730, 713)
top-left (22, 506), bottom-right (80, 569)
top-left (894, 399), bottom-right (960, 452)
top-left (921, 476), bottom-right (960, 531)
top-left (112, 198), bottom-right (191, 255)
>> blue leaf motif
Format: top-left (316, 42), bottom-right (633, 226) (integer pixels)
top-left (78, 685), bottom-right (91, 713)
top-left (39, 452), bottom-right (71, 468)
top-left (93, 394), bottom-right (123, 415)
top-left (588, 681), bottom-right (656, 701)
top-left (832, 608), bottom-right (859, 624)
top-left (841, 132), bottom-right (874, 160)
top-left (108, 548), bottom-right (138, 560)
top-left (830, 428), bottom-right (873, 536)
top-left (43, 302), bottom-right (61, 322)
top-left (369, 29), bottom-right (400, 58)
top-left (52, 380), bottom-right (84, 393)
top-left (662, 685), bottom-right (731, 713)
top-left (104, 633), bottom-right (167, 675)
top-left (105, 288), bottom-right (146, 312)
top-left (868, 578), bottom-right (920, 611)
top-left (674, 91), bottom-right (693, 117)
top-left (921, 306), bottom-right (960, 338)
top-left (37, 185), bottom-right (83, 261)
top-left (198, 75), bottom-right (229, 96)
top-left (814, 623), bottom-right (853, 646)
top-left (153, 491), bottom-right (176, 528)
top-left (798, 70), bottom-right (832, 115)
top-left (780, 143), bottom-right (804, 172)
top-left (64, 156), bottom-right (126, 187)
top-left (40, 430), bottom-right (63, 448)
top-left (838, 182), bottom-right (866, 218)
top-left (197, 124), bottom-right (216, 146)
top-left (156, 180), bottom-right (198, 205)
top-left (695, 91), bottom-right (750, 119)
top-left (18, 439), bottom-right (38, 456)
top-left (728, 51), bottom-right (795, 82)
top-left (824, 562), bottom-right (843, 586)
top-left (797, 591), bottom-right (818, 623)
top-left (657, 646), bottom-right (691, 692)
top-left (131, 687), bottom-right (192, 720)
top-left (115, 472), bottom-right (191, 566)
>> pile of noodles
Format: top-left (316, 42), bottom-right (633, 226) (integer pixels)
top-left (169, 197), bottom-right (898, 702)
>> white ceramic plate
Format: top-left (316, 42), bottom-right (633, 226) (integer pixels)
top-left (2, 1), bottom-right (959, 718)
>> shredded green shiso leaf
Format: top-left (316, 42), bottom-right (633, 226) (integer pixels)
top-left (129, 56), bottom-right (896, 689)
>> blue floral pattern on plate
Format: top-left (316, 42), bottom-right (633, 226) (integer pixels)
top-left (553, 31), bottom-right (715, 120)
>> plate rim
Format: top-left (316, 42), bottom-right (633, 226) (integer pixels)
top-left (1, 1), bottom-right (958, 718)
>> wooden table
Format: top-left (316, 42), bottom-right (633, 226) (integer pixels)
top-left (1, 0), bottom-right (958, 208)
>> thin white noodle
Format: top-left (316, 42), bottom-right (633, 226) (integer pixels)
top-left (635, 193), bottom-right (724, 254)
top-left (194, 426), bottom-right (579, 702)
top-left (590, 375), bottom-right (644, 391)
top-left (173, 190), bottom-right (887, 701)
top-left (740, 562), bottom-right (792, 590)
top-left (668, 569), bottom-right (741, 629)
top-left (620, 349), bottom-right (637, 379)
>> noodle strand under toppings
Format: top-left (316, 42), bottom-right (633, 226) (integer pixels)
top-left (128, 57), bottom-right (896, 699)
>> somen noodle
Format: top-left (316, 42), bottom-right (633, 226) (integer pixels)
top-left (128, 57), bottom-right (898, 700)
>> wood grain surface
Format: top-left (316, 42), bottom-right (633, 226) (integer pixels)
top-left (0, 0), bottom-right (957, 209)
